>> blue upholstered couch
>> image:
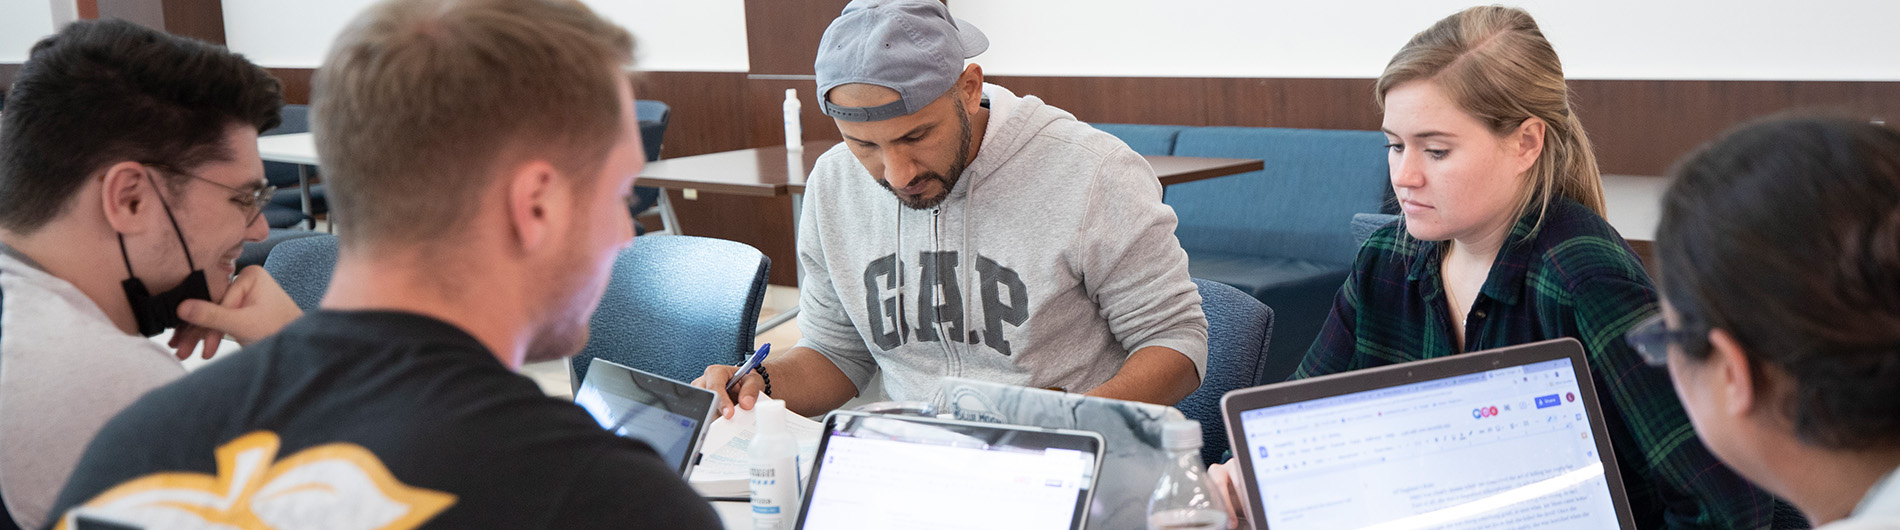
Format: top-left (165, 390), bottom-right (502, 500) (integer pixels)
top-left (1093, 123), bottom-right (1392, 383)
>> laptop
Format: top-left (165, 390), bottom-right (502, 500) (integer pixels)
top-left (940, 377), bottom-right (1186, 530)
top-left (1221, 338), bottom-right (1638, 530)
top-left (796, 410), bottom-right (1106, 530)
top-left (572, 358), bottom-right (719, 479)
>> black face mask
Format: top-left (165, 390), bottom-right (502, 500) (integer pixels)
top-left (118, 172), bottom-right (213, 337)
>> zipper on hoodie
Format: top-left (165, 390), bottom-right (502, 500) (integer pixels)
top-left (930, 206), bottom-right (961, 377)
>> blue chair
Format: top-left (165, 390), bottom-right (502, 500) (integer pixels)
top-left (1352, 212), bottom-right (1402, 248)
top-left (1167, 127), bottom-right (1390, 384)
top-left (238, 229), bottom-right (330, 269)
top-left (1090, 123), bottom-right (1189, 157)
top-left (263, 104), bottom-right (321, 229)
top-left (570, 235), bottom-right (770, 389)
top-left (262, 234), bottom-right (338, 312)
top-left (630, 100), bottom-right (671, 222)
top-left (1177, 278), bottom-right (1275, 466)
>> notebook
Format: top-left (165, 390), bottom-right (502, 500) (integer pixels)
top-left (796, 410), bottom-right (1105, 530)
top-left (1221, 338), bottom-right (1638, 530)
top-left (572, 358), bottom-right (718, 479)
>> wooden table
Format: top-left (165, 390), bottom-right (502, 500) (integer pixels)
top-left (639, 140), bottom-right (1267, 197)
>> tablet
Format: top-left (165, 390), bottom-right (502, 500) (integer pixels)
top-left (796, 410), bottom-right (1105, 530)
top-left (572, 358), bottom-right (718, 478)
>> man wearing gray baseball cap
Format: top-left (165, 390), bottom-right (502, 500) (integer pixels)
top-left (697, 0), bottom-right (1208, 416)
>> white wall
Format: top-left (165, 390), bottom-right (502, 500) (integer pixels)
top-left (220, 0), bottom-right (749, 71)
top-left (0, 0), bottom-right (62, 63)
top-left (952, 0), bottom-right (1900, 81)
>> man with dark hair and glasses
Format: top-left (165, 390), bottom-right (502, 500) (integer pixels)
top-left (0, 19), bottom-right (302, 529)
top-left (1632, 116), bottom-right (1900, 529)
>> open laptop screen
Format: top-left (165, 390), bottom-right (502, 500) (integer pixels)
top-left (798, 412), bottom-right (1103, 530)
top-left (1235, 353), bottom-right (1624, 530)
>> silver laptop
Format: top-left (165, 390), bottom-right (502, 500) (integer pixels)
top-left (1221, 338), bottom-right (1638, 530)
top-left (796, 410), bottom-right (1105, 530)
top-left (572, 358), bottom-right (719, 479)
top-left (940, 377), bottom-right (1186, 530)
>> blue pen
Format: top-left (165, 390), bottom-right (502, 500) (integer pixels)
top-left (727, 343), bottom-right (771, 393)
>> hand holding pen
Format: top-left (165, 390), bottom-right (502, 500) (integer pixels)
top-left (692, 343), bottom-right (771, 419)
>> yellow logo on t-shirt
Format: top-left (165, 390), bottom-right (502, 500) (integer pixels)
top-left (55, 431), bottom-right (456, 530)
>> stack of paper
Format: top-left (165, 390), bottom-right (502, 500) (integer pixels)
top-left (689, 407), bottom-right (824, 497)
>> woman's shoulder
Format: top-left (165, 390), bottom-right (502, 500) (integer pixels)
top-left (1527, 198), bottom-right (1652, 288)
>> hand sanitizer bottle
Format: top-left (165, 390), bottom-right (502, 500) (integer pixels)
top-left (784, 88), bottom-right (803, 151)
top-left (749, 397), bottom-right (802, 530)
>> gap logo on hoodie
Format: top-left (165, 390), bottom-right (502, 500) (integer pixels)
top-left (863, 251), bottom-right (1028, 355)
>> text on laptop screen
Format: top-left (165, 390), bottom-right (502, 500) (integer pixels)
top-left (801, 416), bottom-right (1096, 530)
top-left (1238, 358), bottom-right (1619, 530)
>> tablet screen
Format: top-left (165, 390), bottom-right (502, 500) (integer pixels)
top-left (799, 413), bottom-right (1101, 530)
top-left (573, 358), bottom-right (717, 475)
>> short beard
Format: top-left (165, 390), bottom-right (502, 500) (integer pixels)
top-left (881, 101), bottom-right (974, 210)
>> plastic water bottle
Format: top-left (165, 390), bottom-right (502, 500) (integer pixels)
top-left (1148, 420), bottom-right (1229, 530)
top-left (749, 397), bottom-right (802, 530)
top-left (784, 88), bottom-right (803, 151)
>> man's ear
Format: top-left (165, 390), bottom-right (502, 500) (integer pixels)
top-left (957, 63), bottom-right (985, 109)
top-left (505, 160), bottom-right (563, 253)
top-left (99, 161), bottom-right (156, 234)
top-left (1706, 329), bottom-right (1760, 418)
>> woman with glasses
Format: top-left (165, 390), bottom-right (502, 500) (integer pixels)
top-left (1637, 116), bottom-right (1900, 529)
top-left (1209, 6), bottom-right (1792, 529)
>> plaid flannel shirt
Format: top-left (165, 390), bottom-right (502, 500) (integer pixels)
top-left (1297, 198), bottom-right (1791, 529)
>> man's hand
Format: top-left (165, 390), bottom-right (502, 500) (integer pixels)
top-left (172, 265), bottom-right (304, 359)
top-left (1208, 458), bottom-right (1248, 529)
top-left (692, 364), bottom-right (767, 419)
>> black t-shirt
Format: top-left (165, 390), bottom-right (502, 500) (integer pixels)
top-left (48, 310), bottom-right (721, 530)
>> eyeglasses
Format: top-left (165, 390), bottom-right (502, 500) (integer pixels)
top-left (1623, 313), bottom-right (1702, 366)
top-left (144, 163), bottom-right (276, 226)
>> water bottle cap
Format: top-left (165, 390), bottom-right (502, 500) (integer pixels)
top-left (1162, 420), bottom-right (1203, 450)
top-left (786, 88), bottom-right (798, 99)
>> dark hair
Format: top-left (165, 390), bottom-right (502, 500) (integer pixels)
top-left (1659, 116), bottom-right (1900, 450)
top-left (0, 19), bottom-right (283, 233)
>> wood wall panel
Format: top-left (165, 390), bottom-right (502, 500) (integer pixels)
top-left (745, 0), bottom-right (851, 75)
top-left (266, 67), bottom-right (312, 106)
top-left (1570, 80), bottom-right (1900, 175)
top-left (634, 72), bottom-right (753, 157)
top-left (983, 76), bottom-right (1212, 126)
top-left (161, 0), bottom-right (226, 45)
top-left (94, 0), bottom-right (224, 45)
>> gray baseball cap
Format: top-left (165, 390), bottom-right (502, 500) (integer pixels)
top-left (815, 0), bottom-right (988, 122)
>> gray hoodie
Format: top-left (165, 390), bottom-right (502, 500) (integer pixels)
top-left (795, 84), bottom-right (1207, 403)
